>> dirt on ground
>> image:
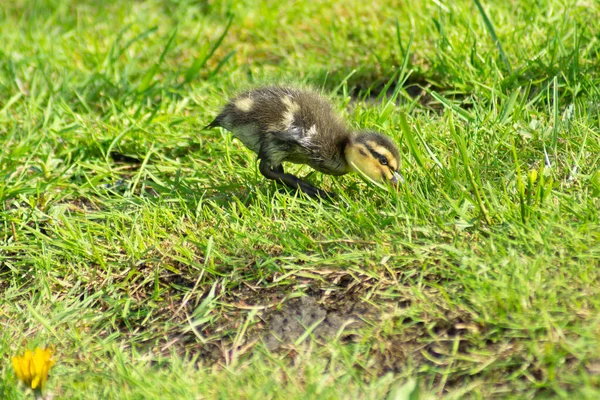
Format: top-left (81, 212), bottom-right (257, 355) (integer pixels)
top-left (262, 294), bottom-right (377, 350)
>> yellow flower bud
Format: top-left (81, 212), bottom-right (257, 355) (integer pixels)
top-left (528, 169), bottom-right (538, 185)
top-left (11, 348), bottom-right (54, 391)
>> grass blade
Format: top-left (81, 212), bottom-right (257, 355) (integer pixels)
top-left (209, 50), bottom-right (237, 78)
top-left (473, 0), bottom-right (512, 73)
top-left (394, 20), bottom-right (415, 98)
top-left (448, 113), bottom-right (492, 224)
top-left (398, 111), bottom-right (426, 170)
top-left (138, 28), bottom-right (178, 93)
top-left (552, 75), bottom-right (559, 149)
top-left (429, 91), bottom-right (475, 122)
top-left (184, 15), bottom-right (234, 84)
top-left (498, 88), bottom-right (520, 124)
top-left (510, 136), bottom-right (527, 223)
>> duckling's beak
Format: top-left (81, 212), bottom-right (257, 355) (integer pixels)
top-left (390, 171), bottom-right (404, 186)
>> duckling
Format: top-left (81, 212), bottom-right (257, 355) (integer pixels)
top-left (205, 86), bottom-right (403, 197)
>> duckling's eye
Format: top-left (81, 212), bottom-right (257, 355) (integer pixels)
top-left (379, 156), bottom-right (388, 166)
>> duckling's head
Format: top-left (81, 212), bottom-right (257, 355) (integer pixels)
top-left (345, 132), bottom-right (403, 186)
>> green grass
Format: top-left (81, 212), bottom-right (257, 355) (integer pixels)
top-left (1, 0), bottom-right (600, 398)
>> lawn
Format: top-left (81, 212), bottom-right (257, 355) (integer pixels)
top-left (1, 0), bottom-right (599, 398)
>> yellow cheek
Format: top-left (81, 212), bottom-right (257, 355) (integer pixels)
top-left (364, 160), bottom-right (387, 182)
top-left (381, 169), bottom-right (395, 182)
top-left (384, 169), bottom-right (394, 181)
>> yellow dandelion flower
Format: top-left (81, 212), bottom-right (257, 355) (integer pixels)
top-left (11, 347), bottom-right (55, 392)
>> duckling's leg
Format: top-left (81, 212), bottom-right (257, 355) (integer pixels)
top-left (258, 159), bottom-right (333, 198)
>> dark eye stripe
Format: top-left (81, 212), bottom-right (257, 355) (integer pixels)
top-left (364, 144), bottom-right (390, 166)
top-left (364, 144), bottom-right (381, 159)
